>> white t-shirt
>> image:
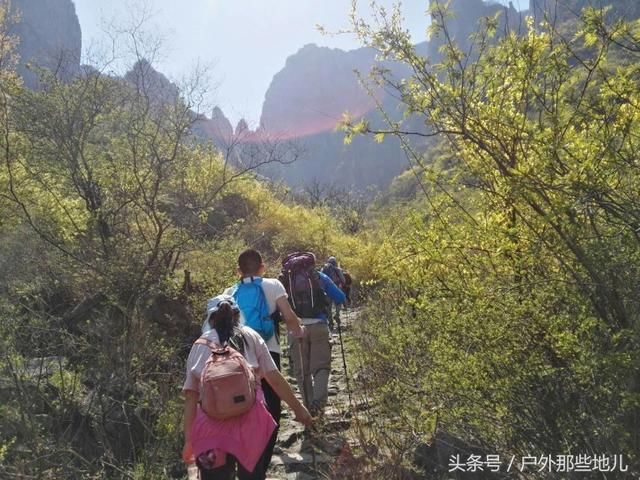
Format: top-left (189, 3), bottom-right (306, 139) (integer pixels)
top-left (224, 277), bottom-right (288, 355)
top-left (182, 326), bottom-right (277, 393)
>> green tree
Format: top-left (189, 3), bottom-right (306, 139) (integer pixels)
top-left (347, 2), bottom-right (640, 476)
top-left (0, 16), bottom-right (313, 476)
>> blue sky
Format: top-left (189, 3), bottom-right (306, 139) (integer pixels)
top-left (73, 0), bottom-right (526, 127)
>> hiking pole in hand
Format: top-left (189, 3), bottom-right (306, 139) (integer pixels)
top-left (296, 336), bottom-right (317, 474)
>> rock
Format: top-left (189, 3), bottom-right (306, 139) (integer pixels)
top-left (271, 452), bottom-right (331, 470)
top-left (255, 3), bottom-right (536, 190)
top-left (318, 419), bottom-right (351, 434)
top-left (352, 399), bottom-right (370, 412)
top-left (284, 473), bottom-right (316, 480)
top-left (278, 429), bottom-right (302, 449)
top-left (235, 118), bottom-right (249, 136)
top-left (427, 0), bottom-right (524, 62)
top-left (311, 435), bottom-right (348, 456)
top-left (324, 406), bottom-right (342, 417)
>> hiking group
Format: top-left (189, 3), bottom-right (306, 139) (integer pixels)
top-left (182, 249), bottom-right (348, 479)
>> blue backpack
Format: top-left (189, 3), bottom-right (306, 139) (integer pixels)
top-left (231, 277), bottom-right (275, 341)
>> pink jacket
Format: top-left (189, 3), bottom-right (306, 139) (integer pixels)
top-left (190, 387), bottom-right (276, 473)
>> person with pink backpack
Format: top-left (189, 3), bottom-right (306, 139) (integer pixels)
top-left (182, 294), bottom-right (312, 480)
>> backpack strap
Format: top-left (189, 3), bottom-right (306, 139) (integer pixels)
top-left (228, 331), bottom-right (246, 356)
top-left (287, 270), bottom-right (296, 310)
top-left (195, 332), bottom-right (247, 355)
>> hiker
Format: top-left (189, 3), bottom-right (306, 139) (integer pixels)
top-left (203, 249), bottom-right (306, 469)
top-left (183, 294), bottom-right (311, 480)
top-left (281, 252), bottom-right (346, 416)
top-left (343, 269), bottom-right (353, 306)
top-left (321, 256), bottom-right (346, 331)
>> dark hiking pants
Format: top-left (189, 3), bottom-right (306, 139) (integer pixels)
top-left (261, 352), bottom-right (281, 469)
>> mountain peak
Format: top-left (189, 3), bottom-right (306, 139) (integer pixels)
top-left (261, 43), bottom-right (378, 136)
top-left (9, 0), bottom-right (82, 88)
top-left (124, 59), bottom-right (180, 103)
top-left (235, 119), bottom-right (249, 136)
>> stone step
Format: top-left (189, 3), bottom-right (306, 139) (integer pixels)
top-left (271, 452), bottom-right (331, 467)
top-left (267, 473), bottom-right (316, 480)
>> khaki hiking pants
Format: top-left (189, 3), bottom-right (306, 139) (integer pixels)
top-left (290, 322), bottom-right (331, 413)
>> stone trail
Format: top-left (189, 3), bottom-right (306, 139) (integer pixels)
top-left (266, 308), bottom-right (363, 480)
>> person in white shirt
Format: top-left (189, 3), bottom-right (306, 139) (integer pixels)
top-left (205, 249), bottom-right (304, 470)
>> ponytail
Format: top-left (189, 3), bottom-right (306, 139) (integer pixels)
top-left (211, 301), bottom-right (241, 343)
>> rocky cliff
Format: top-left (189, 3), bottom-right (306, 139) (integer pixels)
top-left (529, 0), bottom-right (640, 24)
top-left (124, 59), bottom-right (181, 103)
top-left (257, 2), bottom-right (533, 189)
top-left (9, 0), bottom-right (82, 88)
top-left (260, 44), bottom-right (378, 137)
top-left (258, 43), bottom-right (410, 189)
top-left (427, 0), bottom-right (525, 60)
top-left (122, 60), bottom-right (236, 148)
top-left (11, 0), bottom-right (637, 191)
top-left (193, 106), bottom-right (234, 144)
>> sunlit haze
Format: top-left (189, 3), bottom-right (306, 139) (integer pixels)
top-left (73, 0), bottom-right (525, 126)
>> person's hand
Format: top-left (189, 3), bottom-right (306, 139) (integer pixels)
top-left (182, 440), bottom-right (195, 464)
top-left (293, 405), bottom-right (313, 427)
top-left (291, 325), bottom-right (305, 339)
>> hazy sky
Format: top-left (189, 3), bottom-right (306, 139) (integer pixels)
top-left (73, 0), bottom-right (525, 127)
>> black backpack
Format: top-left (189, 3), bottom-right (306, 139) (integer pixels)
top-left (280, 252), bottom-right (328, 318)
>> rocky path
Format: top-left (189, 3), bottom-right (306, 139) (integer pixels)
top-left (267, 308), bottom-right (363, 480)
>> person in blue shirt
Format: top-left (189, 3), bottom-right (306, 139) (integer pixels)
top-left (321, 256), bottom-right (346, 331)
top-left (285, 255), bottom-right (346, 417)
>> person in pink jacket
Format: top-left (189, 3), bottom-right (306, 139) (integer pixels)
top-left (182, 294), bottom-right (311, 480)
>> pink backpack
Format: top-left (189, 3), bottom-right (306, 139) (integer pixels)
top-left (195, 335), bottom-right (256, 420)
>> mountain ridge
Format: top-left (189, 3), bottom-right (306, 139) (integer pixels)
top-left (11, 0), bottom-right (639, 190)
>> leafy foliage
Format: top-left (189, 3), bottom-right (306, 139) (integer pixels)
top-left (347, 2), bottom-right (640, 477)
top-left (0, 10), bottom-right (359, 478)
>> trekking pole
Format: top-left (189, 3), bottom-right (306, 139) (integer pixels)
top-left (296, 337), bottom-right (317, 473)
top-left (336, 304), bottom-right (353, 408)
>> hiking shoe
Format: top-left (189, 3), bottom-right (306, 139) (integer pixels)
top-left (309, 401), bottom-right (326, 420)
